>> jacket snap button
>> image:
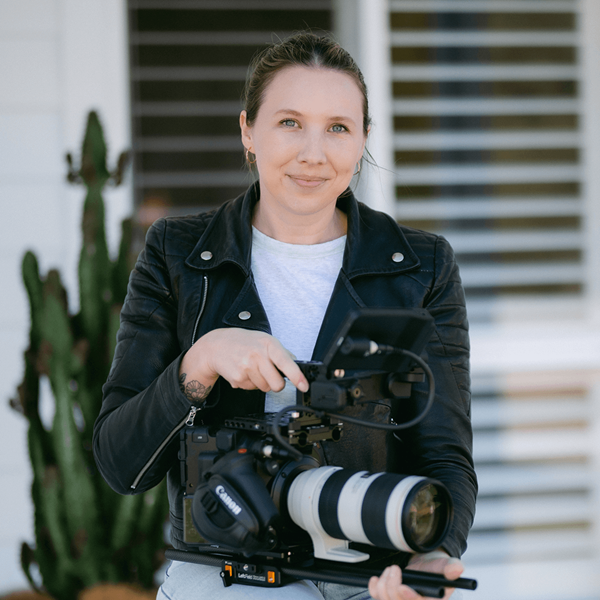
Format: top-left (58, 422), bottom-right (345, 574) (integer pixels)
top-left (200, 251), bottom-right (213, 261)
top-left (392, 252), bottom-right (404, 263)
top-left (238, 311), bottom-right (251, 321)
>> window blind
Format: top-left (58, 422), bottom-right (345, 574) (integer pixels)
top-left (389, 0), bottom-right (582, 323)
top-left (389, 2), bottom-right (599, 598)
top-left (128, 0), bottom-right (332, 224)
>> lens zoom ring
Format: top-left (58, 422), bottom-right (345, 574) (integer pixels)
top-left (362, 473), bottom-right (402, 549)
top-left (318, 469), bottom-right (355, 540)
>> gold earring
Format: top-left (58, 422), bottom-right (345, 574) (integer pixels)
top-left (353, 161), bottom-right (361, 176)
top-left (246, 149), bottom-right (257, 165)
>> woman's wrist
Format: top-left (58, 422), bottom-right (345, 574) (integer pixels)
top-left (178, 371), bottom-right (214, 405)
top-left (178, 336), bottom-right (219, 404)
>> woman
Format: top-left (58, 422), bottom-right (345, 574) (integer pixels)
top-left (93, 33), bottom-right (476, 600)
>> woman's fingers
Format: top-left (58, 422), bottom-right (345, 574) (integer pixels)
top-left (368, 565), bottom-right (420, 600)
top-left (408, 551), bottom-right (464, 580)
top-left (250, 356), bottom-right (287, 393)
top-left (443, 558), bottom-right (464, 580)
top-left (267, 345), bottom-right (309, 393)
top-left (191, 328), bottom-right (308, 394)
top-left (406, 551), bottom-right (465, 599)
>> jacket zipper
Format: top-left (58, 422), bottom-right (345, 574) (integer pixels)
top-left (192, 275), bottom-right (209, 345)
top-left (130, 404), bottom-right (198, 491)
top-left (131, 276), bottom-right (207, 490)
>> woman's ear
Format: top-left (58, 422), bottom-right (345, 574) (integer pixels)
top-left (240, 110), bottom-right (253, 152)
top-left (359, 127), bottom-right (370, 161)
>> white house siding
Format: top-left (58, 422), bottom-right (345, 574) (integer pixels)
top-left (0, 0), bottom-right (130, 592)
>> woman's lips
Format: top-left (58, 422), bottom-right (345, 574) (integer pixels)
top-left (288, 175), bottom-right (327, 188)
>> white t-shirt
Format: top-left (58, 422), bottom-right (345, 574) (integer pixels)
top-left (250, 226), bottom-right (345, 412)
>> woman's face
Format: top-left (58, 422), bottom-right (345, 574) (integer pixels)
top-left (240, 66), bottom-right (368, 222)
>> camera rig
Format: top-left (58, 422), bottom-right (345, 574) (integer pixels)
top-left (167, 309), bottom-right (477, 597)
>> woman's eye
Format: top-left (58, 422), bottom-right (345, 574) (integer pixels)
top-left (281, 119), bottom-right (297, 127)
top-left (331, 124), bottom-right (348, 133)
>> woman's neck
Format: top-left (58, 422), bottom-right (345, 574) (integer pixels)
top-left (252, 202), bottom-right (347, 245)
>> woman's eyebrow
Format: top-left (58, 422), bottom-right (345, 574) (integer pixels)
top-left (329, 115), bottom-right (356, 124)
top-left (275, 108), bottom-right (356, 125)
top-left (275, 109), bottom-right (303, 116)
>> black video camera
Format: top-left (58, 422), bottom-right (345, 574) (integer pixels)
top-left (168, 309), bottom-right (477, 597)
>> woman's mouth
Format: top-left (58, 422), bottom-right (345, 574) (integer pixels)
top-left (288, 175), bottom-right (327, 188)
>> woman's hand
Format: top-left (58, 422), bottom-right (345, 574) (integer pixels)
top-left (368, 551), bottom-right (464, 600)
top-left (179, 328), bottom-right (309, 403)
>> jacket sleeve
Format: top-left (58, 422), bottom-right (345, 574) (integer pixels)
top-left (93, 218), bottom-right (200, 495)
top-left (395, 235), bottom-right (477, 558)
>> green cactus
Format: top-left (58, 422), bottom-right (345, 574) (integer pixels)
top-left (10, 111), bottom-right (169, 599)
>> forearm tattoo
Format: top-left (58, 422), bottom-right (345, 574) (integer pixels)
top-left (179, 372), bottom-right (212, 403)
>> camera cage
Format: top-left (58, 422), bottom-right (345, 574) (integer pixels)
top-left (169, 308), bottom-right (477, 595)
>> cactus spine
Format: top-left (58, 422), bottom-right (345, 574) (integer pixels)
top-left (11, 112), bottom-right (168, 599)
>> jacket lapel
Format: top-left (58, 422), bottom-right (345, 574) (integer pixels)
top-left (184, 184), bottom-right (271, 337)
top-left (338, 191), bottom-right (420, 279)
top-left (185, 182), bottom-right (257, 276)
top-left (221, 276), bottom-right (271, 334)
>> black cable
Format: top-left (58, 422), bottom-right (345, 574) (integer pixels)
top-left (270, 348), bottom-right (435, 458)
top-left (327, 349), bottom-right (435, 431)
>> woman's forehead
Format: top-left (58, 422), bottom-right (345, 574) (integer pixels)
top-left (259, 66), bottom-right (364, 117)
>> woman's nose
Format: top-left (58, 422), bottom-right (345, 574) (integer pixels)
top-left (296, 130), bottom-right (327, 164)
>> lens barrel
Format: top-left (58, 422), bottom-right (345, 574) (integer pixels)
top-left (288, 466), bottom-right (452, 560)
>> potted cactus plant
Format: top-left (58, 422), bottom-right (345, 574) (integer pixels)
top-left (8, 112), bottom-right (168, 600)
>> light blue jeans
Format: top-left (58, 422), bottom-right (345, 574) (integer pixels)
top-left (156, 560), bottom-right (371, 600)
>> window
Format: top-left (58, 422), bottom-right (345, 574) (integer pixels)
top-left (380, 1), bottom-right (600, 597)
top-left (128, 0), bottom-right (332, 227)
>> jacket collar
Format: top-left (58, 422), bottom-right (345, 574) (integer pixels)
top-left (185, 182), bottom-right (257, 276)
top-left (338, 191), bottom-right (420, 278)
top-left (186, 181), bottom-right (420, 278)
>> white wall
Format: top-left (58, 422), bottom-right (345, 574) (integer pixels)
top-left (333, 0), bottom-right (396, 216)
top-left (0, 0), bottom-right (130, 592)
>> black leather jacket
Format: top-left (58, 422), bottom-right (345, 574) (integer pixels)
top-left (93, 183), bottom-right (477, 558)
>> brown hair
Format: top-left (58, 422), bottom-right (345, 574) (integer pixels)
top-left (242, 32), bottom-right (371, 137)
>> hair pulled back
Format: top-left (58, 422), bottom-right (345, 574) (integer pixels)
top-left (242, 32), bottom-right (371, 136)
